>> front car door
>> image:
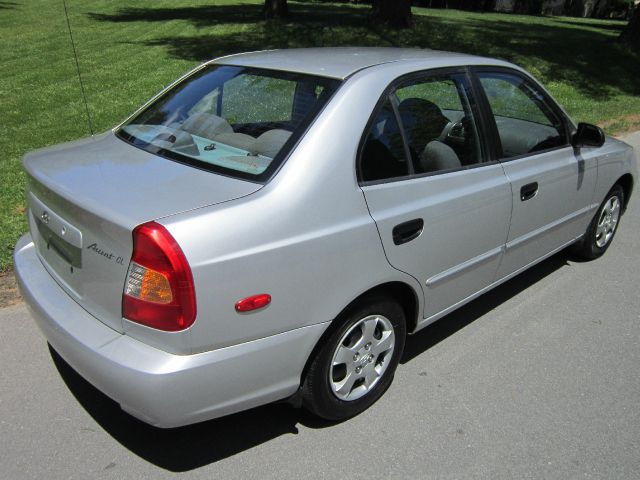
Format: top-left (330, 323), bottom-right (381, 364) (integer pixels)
top-left (473, 68), bottom-right (598, 279)
top-left (359, 69), bottom-right (512, 324)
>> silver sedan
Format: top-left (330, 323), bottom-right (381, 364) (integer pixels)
top-left (14, 48), bottom-right (637, 427)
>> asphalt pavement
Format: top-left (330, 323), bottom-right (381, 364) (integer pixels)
top-left (1, 135), bottom-right (639, 479)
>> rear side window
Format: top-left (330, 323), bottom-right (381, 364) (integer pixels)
top-left (359, 99), bottom-right (409, 182)
top-left (395, 74), bottom-right (481, 173)
top-left (478, 72), bottom-right (568, 158)
top-left (359, 71), bottom-right (482, 182)
top-left (117, 65), bottom-right (340, 182)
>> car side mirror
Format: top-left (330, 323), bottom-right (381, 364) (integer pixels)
top-left (572, 123), bottom-right (605, 148)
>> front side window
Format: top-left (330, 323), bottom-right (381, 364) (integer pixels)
top-left (478, 72), bottom-right (568, 158)
top-left (117, 65), bottom-right (340, 181)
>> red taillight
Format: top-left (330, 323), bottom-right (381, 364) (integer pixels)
top-left (123, 222), bottom-right (196, 331)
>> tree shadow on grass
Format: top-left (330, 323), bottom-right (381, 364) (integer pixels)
top-left (87, 4), bottom-right (266, 28)
top-left (0, 1), bottom-right (19, 10)
top-left (552, 18), bottom-right (627, 33)
top-left (87, 2), bottom-right (368, 28)
top-left (443, 17), bottom-right (639, 100)
top-left (89, 3), bottom-right (640, 101)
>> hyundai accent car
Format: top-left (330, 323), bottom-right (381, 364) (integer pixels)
top-left (14, 48), bottom-right (637, 427)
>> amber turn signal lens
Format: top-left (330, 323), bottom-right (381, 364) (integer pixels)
top-left (125, 262), bottom-right (173, 304)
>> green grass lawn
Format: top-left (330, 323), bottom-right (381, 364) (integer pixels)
top-left (1, 0), bottom-right (639, 271)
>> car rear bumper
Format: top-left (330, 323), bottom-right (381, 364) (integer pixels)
top-left (14, 234), bottom-right (327, 427)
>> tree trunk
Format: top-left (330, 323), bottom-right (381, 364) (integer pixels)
top-left (372, 0), bottom-right (413, 28)
top-left (589, 0), bottom-right (605, 18)
top-left (457, 0), bottom-right (486, 11)
top-left (263, 0), bottom-right (288, 19)
top-left (564, 0), bottom-right (585, 16)
top-left (619, 5), bottom-right (640, 47)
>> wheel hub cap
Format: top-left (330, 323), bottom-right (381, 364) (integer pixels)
top-left (329, 314), bottom-right (395, 401)
top-left (595, 195), bottom-right (621, 248)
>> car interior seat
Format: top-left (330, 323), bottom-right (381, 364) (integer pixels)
top-left (180, 112), bottom-right (234, 139)
top-left (361, 138), bottom-right (408, 181)
top-left (250, 129), bottom-right (292, 158)
top-left (397, 98), bottom-right (450, 156)
top-left (420, 140), bottom-right (461, 173)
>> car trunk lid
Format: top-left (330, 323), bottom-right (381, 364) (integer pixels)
top-left (24, 131), bottom-right (262, 333)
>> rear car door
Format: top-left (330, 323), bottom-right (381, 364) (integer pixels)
top-left (359, 69), bottom-right (512, 321)
top-left (473, 68), bottom-right (598, 279)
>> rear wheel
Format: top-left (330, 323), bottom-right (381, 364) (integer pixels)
top-left (572, 185), bottom-right (624, 259)
top-left (302, 297), bottom-right (406, 421)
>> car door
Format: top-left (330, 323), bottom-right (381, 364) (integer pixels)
top-left (359, 69), bottom-right (512, 322)
top-left (473, 68), bottom-right (598, 279)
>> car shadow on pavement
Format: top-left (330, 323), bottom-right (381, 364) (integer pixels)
top-left (49, 346), bottom-right (326, 471)
top-left (401, 250), bottom-right (571, 363)
top-left (50, 250), bottom-right (572, 472)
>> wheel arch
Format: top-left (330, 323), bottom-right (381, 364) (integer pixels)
top-left (616, 173), bottom-right (634, 212)
top-left (298, 281), bottom-right (419, 387)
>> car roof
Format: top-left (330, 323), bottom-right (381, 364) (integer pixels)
top-left (211, 47), bottom-right (514, 80)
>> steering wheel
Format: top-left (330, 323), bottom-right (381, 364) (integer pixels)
top-left (438, 119), bottom-right (465, 144)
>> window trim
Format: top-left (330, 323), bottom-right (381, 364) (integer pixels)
top-left (355, 91), bottom-right (411, 185)
top-left (389, 93), bottom-right (415, 176)
top-left (470, 66), bottom-right (574, 163)
top-left (357, 67), bottom-right (491, 186)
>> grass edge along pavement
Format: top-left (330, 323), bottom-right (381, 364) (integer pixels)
top-left (1, 0), bottom-right (639, 273)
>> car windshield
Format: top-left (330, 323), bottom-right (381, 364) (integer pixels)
top-left (117, 65), bottom-right (341, 182)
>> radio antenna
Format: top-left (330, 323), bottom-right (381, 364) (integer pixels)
top-left (62, 0), bottom-right (94, 135)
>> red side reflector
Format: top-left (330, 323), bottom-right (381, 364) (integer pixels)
top-left (235, 294), bottom-right (271, 312)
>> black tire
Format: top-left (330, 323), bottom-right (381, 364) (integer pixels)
top-left (572, 184), bottom-right (624, 260)
top-left (301, 296), bottom-right (406, 421)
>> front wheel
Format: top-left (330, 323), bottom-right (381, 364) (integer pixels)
top-left (301, 297), bottom-right (406, 421)
top-left (572, 185), bottom-right (624, 259)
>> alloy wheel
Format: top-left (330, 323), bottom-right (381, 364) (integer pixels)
top-left (595, 195), bottom-right (621, 248)
top-left (329, 314), bottom-right (395, 401)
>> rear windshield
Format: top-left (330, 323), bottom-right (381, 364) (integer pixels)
top-left (117, 65), bottom-right (341, 182)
